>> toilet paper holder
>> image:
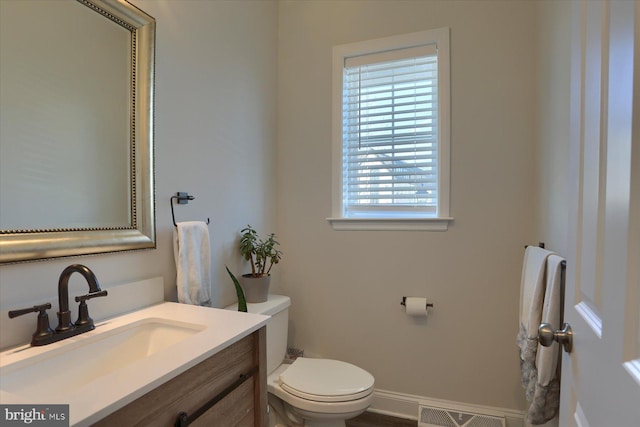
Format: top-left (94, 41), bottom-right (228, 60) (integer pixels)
top-left (401, 297), bottom-right (434, 309)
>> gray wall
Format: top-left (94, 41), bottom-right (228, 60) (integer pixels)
top-left (535, 0), bottom-right (572, 256)
top-left (276, 0), bottom-right (537, 411)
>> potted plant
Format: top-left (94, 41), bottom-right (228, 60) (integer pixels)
top-left (237, 225), bottom-right (282, 303)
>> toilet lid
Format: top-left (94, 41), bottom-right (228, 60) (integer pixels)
top-left (279, 358), bottom-right (374, 403)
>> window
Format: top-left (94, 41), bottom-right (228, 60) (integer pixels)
top-left (329, 29), bottom-right (451, 231)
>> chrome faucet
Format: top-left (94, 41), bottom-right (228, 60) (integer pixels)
top-left (8, 264), bottom-right (108, 346)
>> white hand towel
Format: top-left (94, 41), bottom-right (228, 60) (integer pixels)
top-left (517, 245), bottom-right (554, 420)
top-left (527, 254), bottom-right (564, 424)
top-left (173, 221), bottom-right (212, 306)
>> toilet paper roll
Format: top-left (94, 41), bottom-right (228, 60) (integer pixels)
top-left (405, 297), bottom-right (429, 317)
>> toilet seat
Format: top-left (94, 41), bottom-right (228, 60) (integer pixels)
top-left (278, 358), bottom-right (375, 403)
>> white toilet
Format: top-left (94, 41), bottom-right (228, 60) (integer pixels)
top-left (227, 294), bottom-right (375, 427)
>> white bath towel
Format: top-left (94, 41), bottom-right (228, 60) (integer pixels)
top-left (526, 254), bottom-right (564, 424)
top-left (173, 221), bottom-right (212, 306)
top-left (516, 245), bottom-right (554, 423)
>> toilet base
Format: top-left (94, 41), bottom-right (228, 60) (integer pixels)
top-left (268, 404), bottom-right (348, 427)
top-left (305, 420), bottom-right (346, 427)
top-left (268, 393), bottom-right (363, 427)
top-left (269, 393), bottom-right (364, 427)
top-left (266, 363), bottom-right (372, 427)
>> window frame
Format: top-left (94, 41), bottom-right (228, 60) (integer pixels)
top-left (328, 28), bottom-right (452, 231)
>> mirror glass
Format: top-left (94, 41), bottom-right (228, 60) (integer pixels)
top-left (0, 0), bottom-right (155, 263)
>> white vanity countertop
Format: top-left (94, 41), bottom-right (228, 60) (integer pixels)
top-left (0, 302), bottom-right (269, 426)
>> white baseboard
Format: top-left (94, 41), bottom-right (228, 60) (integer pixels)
top-left (369, 389), bottom-right (526, 427)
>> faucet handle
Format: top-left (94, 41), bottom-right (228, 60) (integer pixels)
top-left (74, 290), bottom-right (108, 302)
top-left (74, 290), bottom-right (107, 327)
top-left (8, 303), bottom-right (55, 346)
top-left (8, 303), bottom-right (52, 319)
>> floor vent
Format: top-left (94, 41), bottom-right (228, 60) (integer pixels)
top-left (419, 404), bottom-right (506, 427)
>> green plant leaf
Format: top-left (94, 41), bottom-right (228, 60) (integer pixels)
top-left (239, 225), bottom-right (283, 277)
top-left (226, 266), bottom-right (247, 312)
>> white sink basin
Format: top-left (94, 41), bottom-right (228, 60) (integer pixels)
top-left (0, 318), bottom-right (204, 400)
top-left (0, 302), bottom-right (269, 426)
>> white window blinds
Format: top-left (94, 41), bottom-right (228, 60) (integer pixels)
top-left (342, 44), bottom-right (438, 218)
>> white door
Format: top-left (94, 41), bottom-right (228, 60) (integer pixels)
top-left (560, 0), bottom-right (640, 426)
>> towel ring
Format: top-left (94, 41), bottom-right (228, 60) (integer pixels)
top-left (171, 192), bottom-right (210, 227)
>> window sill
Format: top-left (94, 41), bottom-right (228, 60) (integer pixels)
top-left (326, 217), bottom-right (453, 231)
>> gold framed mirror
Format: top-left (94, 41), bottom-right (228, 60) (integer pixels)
top-left (0, 0), bottom-right (155, 264)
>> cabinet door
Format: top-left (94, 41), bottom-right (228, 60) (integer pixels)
top-left (191, 378), bottom-right (255, 427)
top-left (94, 328), bottom-right (266, 427)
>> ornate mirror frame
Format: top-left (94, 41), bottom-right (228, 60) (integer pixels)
top-left (0, 0), bottom-right (156, 264)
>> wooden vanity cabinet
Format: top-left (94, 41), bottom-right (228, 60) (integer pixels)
top-left (93, 327), bottom-right (267, 427)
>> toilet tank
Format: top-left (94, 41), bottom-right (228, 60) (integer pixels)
top-left (225, 294), bottom-right (290, 375)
